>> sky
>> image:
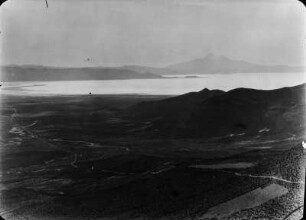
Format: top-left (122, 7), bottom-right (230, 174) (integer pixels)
top-left (0, 0), bottom-right (305, 67)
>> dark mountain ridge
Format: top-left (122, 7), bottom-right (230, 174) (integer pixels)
top-left (128, 83), bottom-right (306, 138)
top-left (128, 88), bottom-right (224, 121)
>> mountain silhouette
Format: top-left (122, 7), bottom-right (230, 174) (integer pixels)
top-left (128, 83), bottom-right (305, 138)
top-left (166, 53), bottom-right (304, 74)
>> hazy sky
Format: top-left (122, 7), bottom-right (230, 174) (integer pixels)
top-left (0, 0), bottom-right (305, 67)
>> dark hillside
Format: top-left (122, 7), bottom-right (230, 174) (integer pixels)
top-left (252, 144), bottom-right (306, 183)
top-left (128, 84), bottom-right (306, 138)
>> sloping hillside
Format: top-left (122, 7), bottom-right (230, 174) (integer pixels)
top-left (252, 143), bottom-right (306, 183)
top-left (128, 84), bottom-right (305, 138)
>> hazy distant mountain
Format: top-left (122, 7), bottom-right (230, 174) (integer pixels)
top-left (2, 54), bottom-right (304, 81)
top-left (166, 53), bottom-right (305, 74)
top-left (119, 65), bottom-right (178, 75)
top-left (129, 83), bottom-right (305, 138)
top-left (0, 65), bottom-right (162, 82)
top-left (110, 54), bottom-right (305, 75)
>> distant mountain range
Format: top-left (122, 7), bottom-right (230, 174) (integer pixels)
top-left (119, 65), bottom-right (178, 75)
top-left (125, 53), bottom-right (304, 75)
top-left (0, 65), bottom-right (162, 82)
top-left (1, 54), bottom-right (304, 81)
top-left (128, 83), bottom-right (306, 138)
top-left (165, 53), bottom-right (304, 74)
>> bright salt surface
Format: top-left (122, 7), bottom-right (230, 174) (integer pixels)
top-left (1, 72), bottom-right (305, 96)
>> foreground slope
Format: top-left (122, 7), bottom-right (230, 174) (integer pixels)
top-left (221, 144), bottom-right (306, 220)
top-left (0, 88), bottom-right (305, 219)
